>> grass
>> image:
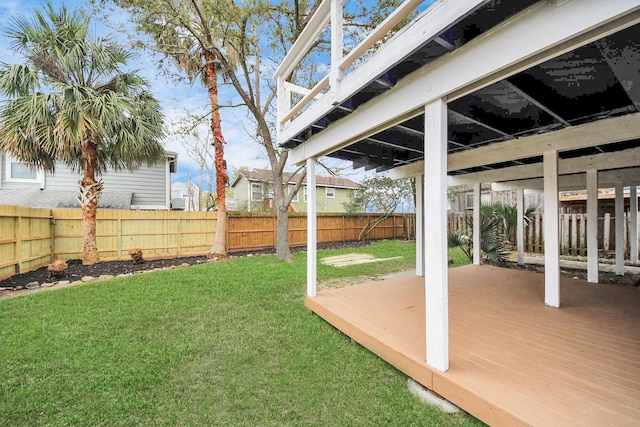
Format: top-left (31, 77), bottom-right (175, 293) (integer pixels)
top-left (0, 240), bottom-right (479, 426)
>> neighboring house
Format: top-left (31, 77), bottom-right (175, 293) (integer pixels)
top-left (171, 181), bottom-right (202, 211)
top-left (229, 168), bottom-right (359, 213)
top-left (0, 151), bottom-right (177, 210)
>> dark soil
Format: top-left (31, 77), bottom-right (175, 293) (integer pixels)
top-left (507, 261), bottom-right (640, 287)
top-left (0, 240), bottom-right (371, 299)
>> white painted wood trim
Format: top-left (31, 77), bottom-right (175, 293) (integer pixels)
top-left (283, 0), bottom-right (488, 149)
top-left (424, 99), bottom-right (449, 372)
top-left (287, 1), bottom-right (640, 163)
top-left (586, 170), bottom-right (599, 283)
top-left (630, 186), bottom-right (638, 264)
top-left (516, 188), bottom-right (524, 266)
top-left (307, 158), bottom-right (318, 297)
top-left (615, 182), bottom-right (625, 276)
top-left (339, 0), bottom-right (426, 72)
top-left (449, 114), bottom-right (640, 173)
top-left (447, 142), bottom-right (640, 185)
top-left (330, 0), bottom-right (344, 103)
top-left (543, 151), bottom-right (560, 308)
top-left (472, 182), bottom-right (481, 265)
top-left (415, 174), bottom-right (424, 277)
top-left (274, 0), bottom-right (331, 78)
top-left (492, 166), bottom-right (640, 192)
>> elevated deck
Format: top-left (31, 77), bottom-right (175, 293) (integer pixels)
top-left (306, 265), bottom-right (640, 426)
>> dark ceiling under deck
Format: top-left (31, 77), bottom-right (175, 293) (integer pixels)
top-left (281, 2), bottom-right (640, 176)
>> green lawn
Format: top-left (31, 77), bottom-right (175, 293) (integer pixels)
top-left (0, 240), bottom-right (479, 426)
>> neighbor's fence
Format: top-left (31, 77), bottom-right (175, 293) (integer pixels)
top-left (228, 213), bottom-right (410, 251)
top-left (448, 212), bottom-right (640, 257)
top-left (0, 205), bottom-right (413, 280)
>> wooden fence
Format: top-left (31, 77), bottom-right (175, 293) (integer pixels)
top-left (0, 205), bottom-right (412, 280)
top-left (448, 212), bottom-right (640, 257)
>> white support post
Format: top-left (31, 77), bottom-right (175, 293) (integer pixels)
top-left (543, 151), bottom-right (560, 308)
top-left (330, 0), bottom-right (344, 104)
top-left (631, 186), bottom-right (638, 265)
top-left (615, 182), bottom-right (625, 276)
top-left (415, 174), bottom-right (425, 277)
top-left (472, 182), bottom-right (481, 265)
top-left (586, 170), bottom-right (599, 283)
top-left (424, 98), bottom-right (449, 372)
top-left (306, 158), bottom-right (318, 297)
top-left (516, 188), bottom-right (525, 265)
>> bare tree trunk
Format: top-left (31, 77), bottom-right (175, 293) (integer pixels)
top-left (79, 140), bottom-right (101, 265)
top-left (205, 51), bottom-right (229, 258)
top-left (273, 178), bottom-right (292, 260)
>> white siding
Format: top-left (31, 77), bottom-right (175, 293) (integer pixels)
top-left (1, 154), bottom-right (169, 208)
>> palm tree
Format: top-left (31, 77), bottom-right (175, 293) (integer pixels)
top-left (0, 3), bottom-right (165, 264)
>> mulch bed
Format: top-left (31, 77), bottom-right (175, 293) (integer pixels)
top-left (0, 240), bottom-right (371, 299)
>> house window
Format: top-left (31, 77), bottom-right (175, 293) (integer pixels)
top-left (289, 184), bottom-right (299, 202)
top-left (303, 187), bottom-right (307, 203)
top-left (466, 192), bottom-right (492, 209)
top-left (325, 187), bottom-right (336, 198)
top-left (5, 155), bottom-right (40, 183)
top-left (251, 182), bottom-right (263, 201)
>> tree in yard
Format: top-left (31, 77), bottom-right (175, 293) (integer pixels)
top-left (0, 3), bottom-right (165, 264)
top-left (96, 0), bottom-right (246, 258)
top-left (343, 174), bottom-right (413, 240)
top-left (101, 0), bottom-right (406, 260)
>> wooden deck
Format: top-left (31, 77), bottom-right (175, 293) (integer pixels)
top-left (305, 265), bottom-right (640, 426)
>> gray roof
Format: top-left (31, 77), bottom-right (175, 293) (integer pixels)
top-left (0, 189), bottom-right (132, 209)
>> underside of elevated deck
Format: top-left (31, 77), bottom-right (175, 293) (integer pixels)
top-left (305, 265), bottom-right (640, 426)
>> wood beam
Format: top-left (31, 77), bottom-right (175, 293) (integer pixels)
top-left (615, 182), bottom-right (625, 275)
top-left (415, 174), bottom-right (424, 277)
top-left (424, 99), bottom-right (449, 372)
top-left (543, 151), bottom-right (560, 308)
top-left (449, 113), bottom-right (640, 172)
top-left (587, 170), bottom-right (599, 283)
top-left (473, 182), bottom-right (481, 265)
top-left (516, 188), bottom-right (524, 265)
top-left (631, 186), bottom-right (639, 264)
top-left (449, 144), bottom-right (640, 185)
top-left (306, 158), bottom-right (318, 297)
top-left (492, 167), bottom-right (640, 191)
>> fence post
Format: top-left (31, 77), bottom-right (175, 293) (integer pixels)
top-left (117, 218), bottom-right (123, 260)
top-left (49, 214), bottom-right (55, 263)
top-left (15, 215), bottom-right (22, 274)
top-left (177, 217), bottom-right (182, 257)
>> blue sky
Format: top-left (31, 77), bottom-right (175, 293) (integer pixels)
top-left (0, 0), bottom-right (291, 190)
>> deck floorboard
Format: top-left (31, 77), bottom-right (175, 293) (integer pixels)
top-left (305, 265), bottom-right (640, 426)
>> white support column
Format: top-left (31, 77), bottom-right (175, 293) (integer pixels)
top-left (424, 98), bottom-right (449, 372)
top-left (516, 188), bottom-right (524, 265)
top-left (615, 182), bottom-right (625, 276)
top-left (472, 182), bottom-right (481, 265)
top-left (586, 170), bottom-right (599, 283)
top-left (631, 186), bottom-right (638, 265)
top-left (543, 151), bottom-right (560, 308)
top-left (415, 174), bottom-right (425, 277)
top-left (330, 0), bottom-right (344, 103)
top-left (306, 158), bottom-right (318, 297)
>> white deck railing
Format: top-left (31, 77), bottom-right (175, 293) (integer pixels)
top-left (275, 0), bottom-right (434, 142)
